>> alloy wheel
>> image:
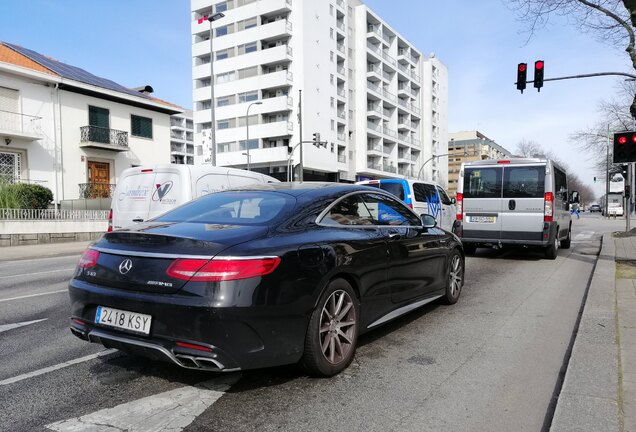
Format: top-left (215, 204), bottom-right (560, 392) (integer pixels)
top-left (319, 290), bottom-right (356, 365)
top-left (449, 255), bottom-right (463, 298)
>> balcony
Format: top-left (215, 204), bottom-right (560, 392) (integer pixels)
top-left (367, 42), bottom-right (382, 59)
top-left (398, 167), bottom-right (412, 177)
top-left (367, 142), bottom-right (383, 153)
top-left (337, 133), bottom-right (345, 142)
top-left (336, 42), bottom-right (345, 54)
top-left (383, 126), bottom-right (397, 138)
top-left (0, 110), bottom-right (42, 141)
top-left (367, 81), bottom-right (382, 97)
top-left (383, 164), bottom-right (397, 173)
top-left (337, 65), bottom-right (346, 77)
top-left (411, 70), bottom-right (421, 82)
top-left (338, 154), bottom-right (347, 163)
top-left (367, 121), bottom-right (382, 135)
top-left (336, 20), bottom-right (345, 32)
top-left (382, 51), bottom-right (396, 66)
top-left (78, 183), bottom-right (116, 199)
top-left (337, 110), bottom-right (346, 120)
top-left (367, 161), bottom-right (382, 171)
top-left (367, 103), bottom-right (383, 118)
top-left (79, 126), bottom-right (129, 152)
top-left (336, 0), bottom-right (344, 9)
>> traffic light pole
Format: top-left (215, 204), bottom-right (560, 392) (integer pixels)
top-left (517, 71), bottom-right (636, 87)
top-left (627, 163), bottom-right (631, 232)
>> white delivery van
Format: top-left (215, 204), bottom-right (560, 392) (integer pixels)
top-left (110, 164), bottom-right (279, 230)
top-left (453, 158), bottom-right (576, 259)
top-left (356, 179), bottom-right (456, 231)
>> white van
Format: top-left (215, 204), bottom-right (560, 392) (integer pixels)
top-left (110, 164), bottom-right (279, 230)
top-left (453, 158), bottom-right (574, 259)
top-left (356, 179), bottom-right (456, 231)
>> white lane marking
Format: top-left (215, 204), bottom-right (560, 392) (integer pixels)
top-left (0, 289), bottom-right (67, 303)
top-left (46, 379), bottom-right (235, 432)
top-left (0, 349), bottom-right (117, 386)
top-left (0, 318), bottom-right (47, 334)
top-left (0, 268), bottom-right (74, 280)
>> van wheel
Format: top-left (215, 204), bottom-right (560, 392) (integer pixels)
top-left (560, 226), bottom-right (571, 249)
top-left (545, 235), bottom-right (559, 260)
top-left (302, 279), bottom-right (359, 377)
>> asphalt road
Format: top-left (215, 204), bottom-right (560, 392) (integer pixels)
top-left (0, 214), bottom-right (623, 432)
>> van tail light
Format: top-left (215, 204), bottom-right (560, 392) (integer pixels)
top-left (456, 193), bottom-right (463, 221)
top-left (166, 257), bottom-right (281, 282)
top-left (544, 192), bottom-right (554, 222)
top-left (107, 209), bottom-right (113, 232)
top-left (78, 249), bottom-right (100, 268)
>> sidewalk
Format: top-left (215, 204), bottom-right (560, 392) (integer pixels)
top-left (551, 233), bottom-right (636, 431)
top-left (0, 240), bottom-right (92, 262)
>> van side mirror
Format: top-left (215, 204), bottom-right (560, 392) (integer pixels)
top-left (570, 191), bottom-right (580, 204)
top-left (421, 214), bottom-right (437, 228)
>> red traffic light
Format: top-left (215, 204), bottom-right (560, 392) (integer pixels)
top-left (535, 60), bottom-right (544, 70)
top-left (614, 131), bottom-right (636, 163)
top-left (619, 136), bottom-right (628, 144)
top-left (518, 63), bottom-right (527, 72)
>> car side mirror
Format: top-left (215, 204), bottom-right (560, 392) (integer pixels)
top-left (421, 214), bottom-right (437, 228)
top-left (450, 197), bottom-right (456, 204)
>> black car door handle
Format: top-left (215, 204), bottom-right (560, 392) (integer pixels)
top-left (132, 218), bottom-right (144, 222)
top-left (508, 200), bottom-right (516, 211)
top-left (388, 231), bottom-right (401, 239)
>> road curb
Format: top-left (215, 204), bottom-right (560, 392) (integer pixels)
top-left (0, 240), bottom-right (92, 262)
top-left (550, 233), bottom-right (620, 431)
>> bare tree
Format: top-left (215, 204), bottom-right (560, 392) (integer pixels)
top-left (513, 139), bottom-right (597, 202)
top-left (509, 0), bottom-right (636, 117)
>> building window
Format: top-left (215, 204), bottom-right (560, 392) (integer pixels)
top-left (239, 139), bottom-right (259, 150)
top-left (218, 142), bottom-right (232, 153)
top-left (217, 97), bottom-right (230, 107)
top-left (201, 100), bottom-right (212, 110)
top-left (216, 25), bottom-right (229, 37)
top-left (217, 119), bottom-right (231, 129)
top-left (330, 74), bottom-right (334, 84)
top-left (216, 71), bottom-right (235, 84)
top-left (330, 51), bottom-right (334, 62)
top-left (331, 120), bottom-right (335, 130)
top-left (215, 1), bottom-right (229, 12)
top-left (244, 17), bottom-right (257, 29)
top-left (131, 115), bottom-right (153, 139)
top-left (238, 90), bottom-right (259, 103)
top-left (330, 4), bottom-right (334, 15)
top-left (216, 49), bottom-right (229, 60)
top-left (330, 97), bottom-right (334, 108)
top-left (244, 42), bottom-right (257, 53)
top-left (330, 28), bottom-right (334, 39)
top-left (0, 151), bottom-right (21, 183)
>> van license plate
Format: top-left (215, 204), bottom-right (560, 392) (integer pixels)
top-left (469, 216), bottom-right (495, 223)
top-left (95, 306), bottom-right (152, 335)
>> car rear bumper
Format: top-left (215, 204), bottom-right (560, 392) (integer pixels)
top-left (68, 279), bottom-right (309, 371)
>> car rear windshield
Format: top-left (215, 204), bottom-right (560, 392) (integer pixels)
top-left (463, 167), bottom-right (502, 198)
top-left (503, 166), bottom-right (545, 198)
top-left (155, 191), bottom-right (294, 225)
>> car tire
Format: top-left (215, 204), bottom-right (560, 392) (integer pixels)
top-left (463, 244), bottom-right (477, 255)
top-left (545, 233), bottom-right (559, 260)
top-left (440, 250), bottom-right (464, 305)
top-left (302, 278), bottom-right (359, 377)
top-left (560, 226), bottom-right (571, 249)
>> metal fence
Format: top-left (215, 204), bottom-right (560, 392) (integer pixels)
top-left (0, 208), bottom-right (109, 220)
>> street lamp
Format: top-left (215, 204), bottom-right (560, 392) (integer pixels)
top-left (207, 12), bottom-right (224, 166)
top-left (245, 101), bottom-right (262, 171)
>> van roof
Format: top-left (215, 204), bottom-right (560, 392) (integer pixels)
top-left (463, 158), bottom-right (547, 166)
top-left (120, 164), bottom-right (279, 182)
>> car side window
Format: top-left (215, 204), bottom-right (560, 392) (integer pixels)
top-left (436, 186), bottom-right (452, 205)
top-left (413, 183), bottom-right (438, 203)
top-left (320, 195), bottom-right (375, 226)
top-left (361, 193), bottom-right (421, 226)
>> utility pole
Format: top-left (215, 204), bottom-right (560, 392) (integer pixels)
top-left (298, 90), bottom-right (303, 182)
top-left (606, 125), bottom-right (610, 219)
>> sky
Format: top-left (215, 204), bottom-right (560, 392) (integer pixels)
top-left (1, 0), bottom-right (629, 198)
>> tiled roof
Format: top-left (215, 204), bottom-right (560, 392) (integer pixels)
top-left (0, 44), bottom-right (57, 76)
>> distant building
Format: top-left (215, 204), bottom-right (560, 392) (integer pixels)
top-left (190, 0), bottom-right (448, 184)
top-left (446, 131), bottom-right (511, 196)
top-left (170, 110), bottom-right (196, 164)
top-left (0, 41), bottom-right (181, 203)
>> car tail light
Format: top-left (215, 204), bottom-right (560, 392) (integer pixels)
top-left (175, 341), bottom-right (212, 352)
top-left (166, 257), bottom-right (281, 282)
top-left (544, 192), bottom-right (554, 222)
top-left (78, 249), bottom-right (100, 268)
top-left (107, 209), bottom-right (113, 232)
top-left (456, 193), bottom-right (463, 221)
top-left (406, 203), bottom-right (413, 209)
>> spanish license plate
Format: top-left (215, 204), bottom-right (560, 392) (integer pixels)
top-left (469, 216), bottom-right (495, 223)
top-left (95, 306), bottom-right (152, 335)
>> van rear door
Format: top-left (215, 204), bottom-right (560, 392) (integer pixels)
top-left (500, 164), bottom-right (545, 241)
top-left (113, 170), bottom-right (156, 229)
top-left (462, 165), bottom-right (503, 242)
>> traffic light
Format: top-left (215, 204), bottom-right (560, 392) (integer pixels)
top-left (312, 132), bottom-right (321, 147)
top-left (613, 132), bottom-right (636, 163)
top-left (534, 60), bottom-right (544, 91)
top-left (622, 164), bottom-right (629, 176)
top-left (516, 63), bottom-right (527, 93)
top-left (593, 176), bottom-right (597, 183)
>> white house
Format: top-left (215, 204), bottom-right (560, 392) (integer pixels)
top-left (0, 42), bottom-right (182, 204)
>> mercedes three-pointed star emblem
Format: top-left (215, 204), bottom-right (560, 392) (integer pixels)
top-left (118, 259), bottom-right (133, 275)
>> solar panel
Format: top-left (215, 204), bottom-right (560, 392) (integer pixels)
top-left (4, 42), bottom-right (151, 100)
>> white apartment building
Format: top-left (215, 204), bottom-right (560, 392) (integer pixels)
top-left (170, 109), bottom-right (196, 164)
top-left (191, 0), bottom-right (448, 184)
top-left (0, 42), bottom-right (181, 203)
